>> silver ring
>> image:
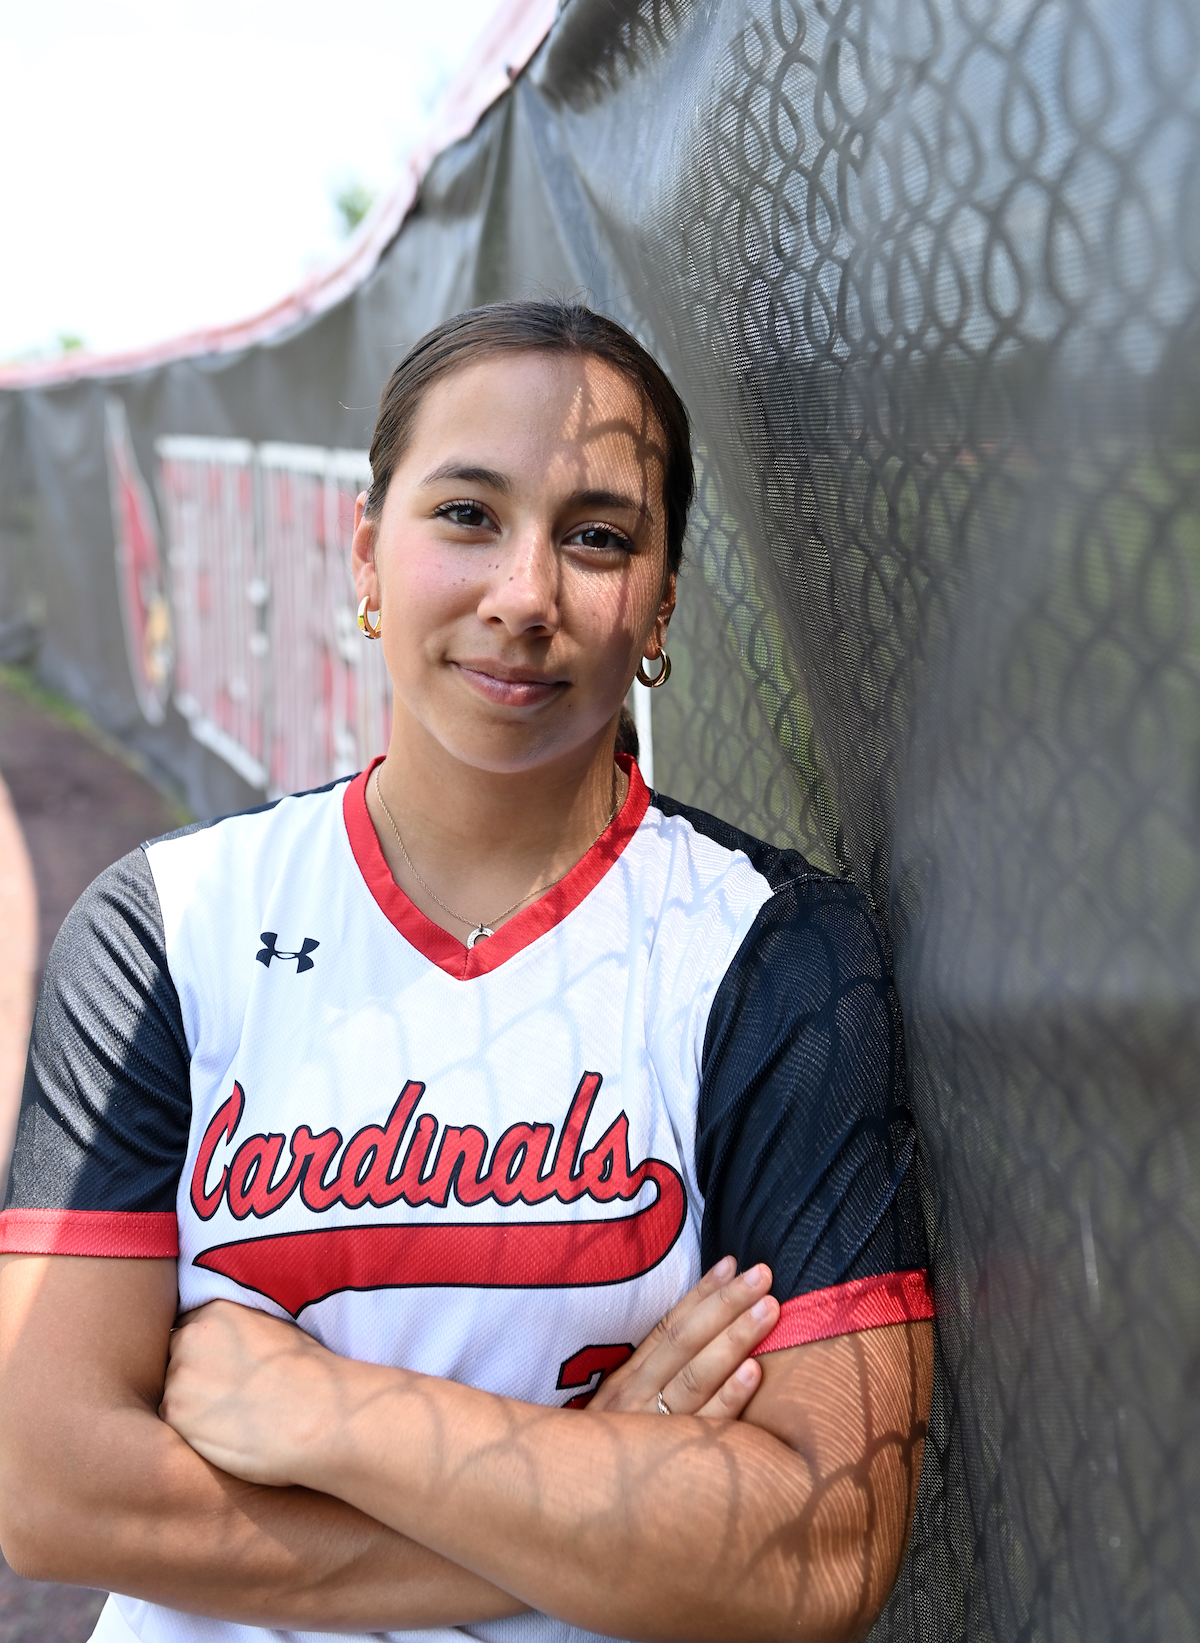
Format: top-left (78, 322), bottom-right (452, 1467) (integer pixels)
top-left (657, 1391), bottom-right (671, 1416)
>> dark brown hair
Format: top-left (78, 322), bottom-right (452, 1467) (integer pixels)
top-left (366, 300), bottom-right (693, 575)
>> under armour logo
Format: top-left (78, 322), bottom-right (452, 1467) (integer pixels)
top-left (256, 932), bottom-right (319, 973)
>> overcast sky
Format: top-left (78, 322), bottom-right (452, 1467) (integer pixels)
top-left (0, 0), bottom-right (502, 361)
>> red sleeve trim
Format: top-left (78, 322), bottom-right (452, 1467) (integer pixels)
top-left (754, 1270), bottom-right (934, 1353)
top-left (0, 1209), bottom-right (179, 1258)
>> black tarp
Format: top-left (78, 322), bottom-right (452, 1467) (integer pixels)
top-left (3, 0), bottom-right (1200, 1635)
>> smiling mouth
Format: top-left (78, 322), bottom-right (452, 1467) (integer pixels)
top-left (453, 662), bottom-right (567, 707)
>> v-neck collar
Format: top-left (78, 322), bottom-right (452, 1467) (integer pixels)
top-left (342, 752), bottom-right (650, 980)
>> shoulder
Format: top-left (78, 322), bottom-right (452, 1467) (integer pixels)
top-left (30, 845), bottom-right (180, 1051)
top-left (143, 776), bottom-right (353, 937)
top-left (671, 807), bottom-right (920, 1298)
top-left (144, 773), bottom-right (353, 864)
top-left (643, 791), bottom-right (879, 972)
top-left (641, 795), bottom-right (895, 1067)
top-left (7, 842), bottom-right (194, 1223)
top-left (632, 794), bottom-right (892, 1083)
top-left (29, 777), bottom-right (350, 990)
top-left (646, 791), bottom-right (827, 898)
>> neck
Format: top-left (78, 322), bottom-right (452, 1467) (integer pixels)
top-left (367, 707), bottom-right (628, 945)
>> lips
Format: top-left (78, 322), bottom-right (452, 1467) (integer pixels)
top-left (454, 662), bottom-right (566, 707)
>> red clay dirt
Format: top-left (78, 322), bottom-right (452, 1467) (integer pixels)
top-left (0, 675), bottom-right (182, 1643)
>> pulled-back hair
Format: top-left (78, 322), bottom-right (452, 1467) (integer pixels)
top-left (366, 300), bottom-right (693, 576)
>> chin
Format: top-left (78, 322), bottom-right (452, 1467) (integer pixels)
top-left (437, 717), bottom-right (602, 776)
top-left (450, 740), bottom-right (577, 776)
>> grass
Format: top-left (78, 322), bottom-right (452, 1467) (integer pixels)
top-left (0, 664), bottom-right (193, 828)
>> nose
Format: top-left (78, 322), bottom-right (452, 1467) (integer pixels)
top-left (476, 524), bottom-right (561, 637)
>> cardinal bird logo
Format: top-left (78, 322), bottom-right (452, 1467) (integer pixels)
top-left (104, 397), bottom-right (173, 725)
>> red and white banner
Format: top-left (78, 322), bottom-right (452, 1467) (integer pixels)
top-left (156, 437), bottom-right (391, 794)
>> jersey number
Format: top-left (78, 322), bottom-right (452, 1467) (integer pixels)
top-left (557, 1342), bottom-right (634, 1408)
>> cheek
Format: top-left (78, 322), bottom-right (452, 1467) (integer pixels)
top-left (563, 561), bottom-right (662, 663)
top-left (383, 540), bottom-right (483, 638)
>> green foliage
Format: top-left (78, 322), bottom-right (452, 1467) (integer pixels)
top-left (0, 333), bottom-right (88, 368)
top-left (0, 665), bottom-right (193, 827)
top-left (333, 182), bottom-right (375, 236)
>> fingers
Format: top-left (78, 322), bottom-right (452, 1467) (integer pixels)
top-left (645, 1257), bottom-right (761, 1366)
top-left (696, 1355), bottom-right (762, 1419)
top-left (594, 1254), bottom-right (738, 1402)
top-left (654, 1274), bottom-right (775, 1419)
top-left (588, 1255), bottom-right (740, 1413)
top-left (652, 1254), bottom-right (737, 1331)
top-left (590, 1258), bottom-right (777, 1416)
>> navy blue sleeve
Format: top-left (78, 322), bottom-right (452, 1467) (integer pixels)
top-left (694, 875), bottom-right (927, 1304)
top-left (3, 846), bottom-right (191, 1227)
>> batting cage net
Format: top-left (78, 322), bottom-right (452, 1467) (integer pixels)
top-left (2, 0), bottom-right (1199, 1635)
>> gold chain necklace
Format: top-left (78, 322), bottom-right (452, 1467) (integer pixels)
top-left (373, 767), bottom-right (619, 949)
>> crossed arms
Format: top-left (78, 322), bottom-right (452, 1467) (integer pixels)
top-left (0, 1251), bottom-right (931, 1642)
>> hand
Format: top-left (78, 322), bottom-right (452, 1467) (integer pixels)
top-left (588, 1257), bottom-right (778, 1418)
top-left (161, 1300), bottom-right (346, 1487)
top-left (162, 1259), bottom-right (779, 1486)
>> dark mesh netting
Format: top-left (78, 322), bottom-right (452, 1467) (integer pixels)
top-left (524, 2), bottom-right (1200, 1633)
top-left (3, 0), bottom-right (1200, 1635)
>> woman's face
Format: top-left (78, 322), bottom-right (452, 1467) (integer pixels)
top-left (352, 349), bottom-right (676, 775)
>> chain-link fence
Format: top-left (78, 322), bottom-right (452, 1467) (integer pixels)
top-left (527, 5), bottom-right (1200, 1632)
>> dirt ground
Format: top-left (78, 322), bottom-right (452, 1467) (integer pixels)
top-left (0, 672), bottom-right (183, 1643)
top-left (0, 675), bottom-right (184, 981)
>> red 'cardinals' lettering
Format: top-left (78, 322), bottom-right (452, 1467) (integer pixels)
top-left (189, 1072), bottom-right (688, 1314)
top-left (192, 1072), bottom-right (650, 1222)
top-left (190, 1084), bottom-right (244, 1219)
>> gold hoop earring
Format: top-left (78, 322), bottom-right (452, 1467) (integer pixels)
top-left (636, 650), bottom-right (671, 689)
top-left (357, 596), bottom-right (382, 640)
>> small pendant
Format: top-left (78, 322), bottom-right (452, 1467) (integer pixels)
top-left (466, 924), bottom-right (495, 949)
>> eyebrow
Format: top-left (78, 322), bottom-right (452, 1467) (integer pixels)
top-left (418, 466), bottom-right (651, 521)
top-left (572, 488), bottom-right (651, 521)
top-left (419, 462), bottom-right (512, 494)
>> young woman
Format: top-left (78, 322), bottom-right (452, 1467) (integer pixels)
top-left (0, 302), bottom-right (933, 1643)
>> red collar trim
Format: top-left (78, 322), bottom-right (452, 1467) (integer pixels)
top-left (343, 753), bottom-right (651, 980)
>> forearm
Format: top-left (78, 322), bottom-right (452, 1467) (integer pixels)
top-left (2, 1396), bottom-right (524, 1630)
top-left (0, 1254), bottom-right (523, 1631)
top-left (158, 1295), bottom-right (930, 1641)
top-left (299, 1367), bottom-right (886, 1643)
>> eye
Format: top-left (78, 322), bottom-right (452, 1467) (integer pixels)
top-left (433, 499), bottom-right (494, 530)
top-left (566, 524), bottom-right (634, 555)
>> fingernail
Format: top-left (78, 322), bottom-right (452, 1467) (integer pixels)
top-left (742, 1264), bottom-right (766, 1289)
top-left (751, 1296), bottom-right (775, 1321)
top-left (712, 1255), bottom-right (736, 1280)
top-left (737, 1360), bottom-right (759, 1384)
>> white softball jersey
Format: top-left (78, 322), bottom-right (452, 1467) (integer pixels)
top-left (2, 755), bottom-right (930, 1643)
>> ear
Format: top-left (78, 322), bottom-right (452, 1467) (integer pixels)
top-left (645, 569), bottom-right (677, 657)
top-left (351, 492), bottom-right (380, 607)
